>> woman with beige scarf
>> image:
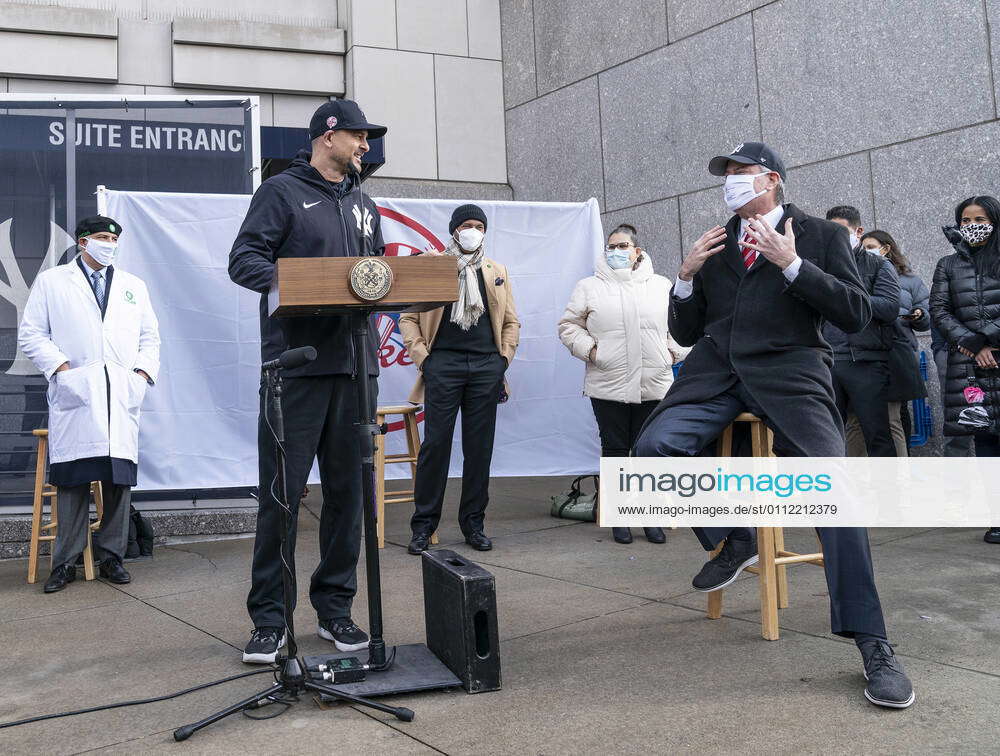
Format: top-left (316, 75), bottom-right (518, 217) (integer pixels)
top-left (400, 204), bottom-right (520, 555)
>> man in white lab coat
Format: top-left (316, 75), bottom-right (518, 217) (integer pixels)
top-left (19, 216), bottom-right (160, 593)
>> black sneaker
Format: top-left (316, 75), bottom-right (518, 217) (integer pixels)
top-left (984, 528), bottom-right (1000, 544)
top-left (858, 638), bottom-right (915, 708)
top-left (318, 617), bottom-right (370, 652)
top-left (242, 627), bottom-right (286, 664)
top-left (691, 530), bottom-right (758, 592)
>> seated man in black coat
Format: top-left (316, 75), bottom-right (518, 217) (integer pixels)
top-left (634, 142), bottom-right (914, 709)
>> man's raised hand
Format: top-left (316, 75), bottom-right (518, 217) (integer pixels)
top-left (744, 216), bottom-right (798, 270)
top-left (678, 226), bottom-right (727, 281)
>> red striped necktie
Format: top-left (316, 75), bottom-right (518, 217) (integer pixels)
top-left (741, 231), bottom-right (758, 269)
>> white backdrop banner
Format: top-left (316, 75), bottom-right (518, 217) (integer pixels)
top-left (104, 189), bottom-right (604, 490)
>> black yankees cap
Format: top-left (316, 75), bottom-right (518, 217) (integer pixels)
top-left (75, 215), bottom-right (122, 239)
top-left (309, 99), bottom-right (387, 140)
top-left (708, 141), bottom-right (787, 180)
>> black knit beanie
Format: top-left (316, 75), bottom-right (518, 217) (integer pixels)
top-left (449, 204), bottom-right (488, 235)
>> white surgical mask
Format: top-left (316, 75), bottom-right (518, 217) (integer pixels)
top-left (959, 223), bottom-right (994, 247)
top-left (723, 172), bottom-right (770, 212)
top-left (457, 228), bottom-right (484, 252)
top-left (863, 245), bottom-right (883, 256)
top-left (605, 250), bottom-right (631, 269)
top-left (846, 230), bottom-right (859, 249)
top-left (82, 238), bottom-right (118, 266)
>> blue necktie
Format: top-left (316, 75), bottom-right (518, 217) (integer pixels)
top-left (91, 270), bottom-right (105, 309)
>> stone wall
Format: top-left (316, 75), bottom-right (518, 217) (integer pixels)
top-left (501, 0), bottom-right (1000, 452)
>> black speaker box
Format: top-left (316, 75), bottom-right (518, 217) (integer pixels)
top-left (421, 549), bottom-right (501, 693)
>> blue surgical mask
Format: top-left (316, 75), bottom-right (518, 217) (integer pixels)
top-left (605, 250), bottom-right (631, 269)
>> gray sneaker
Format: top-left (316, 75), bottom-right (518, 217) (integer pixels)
top-left (859, 638), bottom-right (915, 708)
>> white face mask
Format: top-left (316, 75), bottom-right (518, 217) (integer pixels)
top-left (723, 172), bottom-right (770, 212)
top-left (863, 245), bottom-right (883, 256)
top-left (82, 238), bottom-right (118, 266)
top-left (846, 230), bottom-right (859, 248)
top-left (456, 228), bottom-right (484, 252)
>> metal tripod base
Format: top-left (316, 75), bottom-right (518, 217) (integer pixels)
top-left (173, 656), bottom-right (414, 742)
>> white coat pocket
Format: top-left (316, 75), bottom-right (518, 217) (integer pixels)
top-left (52, 367), bottom-right (91, 411)
top-left (127, 370), bottom-right (149, 412)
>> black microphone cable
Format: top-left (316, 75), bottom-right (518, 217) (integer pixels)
top-left (0, 668), bottom-right (274, 731)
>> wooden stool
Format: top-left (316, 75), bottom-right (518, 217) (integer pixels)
top-left (708, 413), bottom-right (824, 640)
top-left (27, 430), bottom-right (105, 583)
top-left (374, 405), bottom-right (437, 549)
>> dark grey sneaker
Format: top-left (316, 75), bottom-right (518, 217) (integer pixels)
top-left (859, 638), bottom-right (915, 708)
top-left (318, 617), bottom-right (370, 652)
top-left (242, 627), bottom-right (286, 664)
top-left (692, 530), bottom-right (758, 592)
top-left (984, 528), bottom-right (1000, 544)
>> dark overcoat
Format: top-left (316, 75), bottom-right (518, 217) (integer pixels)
top-left (644, 203), bottom-right (871, 456)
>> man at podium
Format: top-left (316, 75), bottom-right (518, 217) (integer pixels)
top-left (229, 100), bottom-right (387, 665)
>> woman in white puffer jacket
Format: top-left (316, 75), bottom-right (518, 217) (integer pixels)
top-left (558, 224), bottom-right (689, 545)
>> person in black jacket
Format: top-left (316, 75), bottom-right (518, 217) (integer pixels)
top-left (229, 100), bottom-right (387, 663)
top-left (930, 195), bottom-right (1000, 545)
top-left (634, 142), bottom-right (914, 708)
top-left (821, 221), bottom-right (901, 457)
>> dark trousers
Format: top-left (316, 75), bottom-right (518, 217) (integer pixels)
top-left (975, 434), bottom-right (1000, 457)
top-left (411, 349), bottom-right (506, 536)
top-left (831, 360), bottom-right (896, 457)
top-left (52, 483), bottom-right (131, 567)
top-left (590, 398), bottom-right (659, 458)
top-left (634, 382), bottom-right (887, 639)
top-left (247, 374), bottom-right (375, 628)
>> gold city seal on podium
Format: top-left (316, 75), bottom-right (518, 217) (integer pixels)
top-left (349, 257), bottom-right (394, 301)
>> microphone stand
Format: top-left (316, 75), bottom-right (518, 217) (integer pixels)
top-left (173, 355), bottom-right (412, 741)
top-left (351, 164), bottom-right (394, 671)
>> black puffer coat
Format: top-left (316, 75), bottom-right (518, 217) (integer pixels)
top-left (930, 235), bottom-right (1000, 436)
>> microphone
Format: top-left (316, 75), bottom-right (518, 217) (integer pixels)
top-left (262, 346), bottom-right (317, 372)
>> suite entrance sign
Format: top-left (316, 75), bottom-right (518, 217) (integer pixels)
top-left (0, 95), bottom-right (260, 507)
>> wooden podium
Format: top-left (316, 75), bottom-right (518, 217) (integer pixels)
top-left (268, 253), bottom-right (458, 673)
top-left (269, 256), bottom-right (458, 316)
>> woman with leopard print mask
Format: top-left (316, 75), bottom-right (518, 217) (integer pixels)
top-left (930, 195), bottom-right (1000, 545)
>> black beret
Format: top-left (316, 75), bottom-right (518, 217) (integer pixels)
top-left (75, 215), bottom-right (122, 239)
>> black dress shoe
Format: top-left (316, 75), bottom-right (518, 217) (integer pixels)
top-left (464, 531), bottom-right (492, 551)
top-left (612, 527), bottom-right (633, 544)
top-left (43, 563), bottom-right (76, 593)
top-left (98, 557), bottom-right (131, 584)
top-left (643, 527), bottom-right (666, 544)
top-left (691, 529), bottom-right (758, 591)
top-left (407, 532), bottom-right (431, 555)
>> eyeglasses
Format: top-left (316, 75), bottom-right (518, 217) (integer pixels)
top-left (606, 242), bottom-right (633, 251)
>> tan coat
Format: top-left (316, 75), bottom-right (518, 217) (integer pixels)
top-left (399, 257), bottom-right (520, 404)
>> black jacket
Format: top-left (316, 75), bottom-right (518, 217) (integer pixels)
top-left (229, 152), bottom-right (385, 377)
top-left (644, 204), bottom-right (871, 457)
top-left (930, 236), bottom-right (1000, 435)
top-left (822, 249), bottom-right (900, 361)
